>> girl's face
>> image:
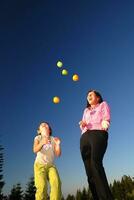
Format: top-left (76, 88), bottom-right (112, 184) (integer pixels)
top-left (87, 91), bottom-right (100, 106)
top-left (39, 123), bottom-right (50, 137)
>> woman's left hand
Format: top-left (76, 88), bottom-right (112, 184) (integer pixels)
top-left (101, 120), bottom-right (109, 130)
top-left (54, 137), bottom-right (61, 145)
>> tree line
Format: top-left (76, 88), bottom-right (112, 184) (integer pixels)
top-left (1, 175), bottom-right (134, 199)
top-left (1, 145), bottom-right (134, 199)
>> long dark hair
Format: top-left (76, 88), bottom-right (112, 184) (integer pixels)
top-left (86, 90), bottom-right (103, 108)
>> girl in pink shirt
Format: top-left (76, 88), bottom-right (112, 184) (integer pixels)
top-left (79, 90), bottom-right (113, 200)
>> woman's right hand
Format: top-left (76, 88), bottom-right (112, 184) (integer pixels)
top-left (33, 137), bottom-right (50, 153)
top-left (79, 120), bottom-right (87, 128)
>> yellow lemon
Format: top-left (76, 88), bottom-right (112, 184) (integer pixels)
top-left (57, 61), bottom-right (63, 68)
top-left (72, 74), bottom-right (79, 81)
top-left (53, 96), bottom-right (60, 104)
top-left (62, 69), bottom-right (68, 75)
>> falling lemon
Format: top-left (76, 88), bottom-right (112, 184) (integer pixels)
top-left (72, 74), bottom-right (79, 81)
top-left (62, 69), bottom-right (68, 75)
top-left (57, 61), bottom-right (63, 68)
top-left (53, 96), bottom-right (60, 104)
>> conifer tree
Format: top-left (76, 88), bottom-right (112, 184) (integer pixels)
top-left (75, 189), bottom-right (82, 200)
top-left (61, 195), bottom-right (65, 200)
top-left (8, 183), bottom-right (23, 200)
top-left (0, 145), bottom-right (4, 198)
top-left (81, 187), bottom-right (89, 200)
top-left (66, 194), bottom-right (75, 200)
top-left (23, 176), bottom-right (35, 200)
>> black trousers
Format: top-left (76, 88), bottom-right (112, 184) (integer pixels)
top-left (80, 130), bottom-right (113, 200)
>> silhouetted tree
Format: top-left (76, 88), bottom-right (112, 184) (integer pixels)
top-left (82, 187), bottom-right (89, 200)
top-left (121, 175), bottom-right (134, 200)
top-left (61, 195), bottom-right (65, 200)
top-left (112, 180), bottom-right (124, 200)
top-left (0, 144), bottom-right (4, 199)
top-left (111, 175), bottom-right (134, 200)
top-left (66, 194), bottom-right (75, 200)
top-left (75, 189), bottom-right (82, 200)
top-left (23, 176), bottom-right (35, 200)
top-left (8, 183), bottom-right (23, 200)
top-left (3, 174), bottom-right (134, 200)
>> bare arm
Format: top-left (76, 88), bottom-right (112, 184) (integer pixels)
top-left (54, 137), bottom-right (61, 157)
top-left (33, 137), bottom-right (48, 153)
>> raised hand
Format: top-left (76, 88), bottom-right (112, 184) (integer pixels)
top-left (54, 137), bottom-right (61, 145)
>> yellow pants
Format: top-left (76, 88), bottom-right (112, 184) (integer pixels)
top-left (34, 162), bottom-right (61, 200)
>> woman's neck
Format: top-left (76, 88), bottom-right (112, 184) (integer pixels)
top-left (90, 103), bottom-right (99, 109)
top-left (41, 132), bottom-right (50, 138)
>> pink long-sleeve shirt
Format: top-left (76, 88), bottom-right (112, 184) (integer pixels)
top-left (80, 101), bottom-right (110, 134)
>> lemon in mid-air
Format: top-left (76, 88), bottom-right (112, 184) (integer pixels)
top-left (62, 69), bottom-right (68, 75)
top-left (72, 74), bottom-right (79, 81)
top-left (57, 61), bottom-right (63, 68)
top-left (53, 96), bottom-right (60, 104)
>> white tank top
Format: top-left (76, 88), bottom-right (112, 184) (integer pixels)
top-left (34, 135), bottom-right (55, 165)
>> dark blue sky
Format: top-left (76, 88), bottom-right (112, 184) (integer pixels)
top-left (1, 0), bottom-right (134, 197)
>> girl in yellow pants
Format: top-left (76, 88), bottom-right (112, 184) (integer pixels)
top-left (33, 122), bottom-right (61, 200)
